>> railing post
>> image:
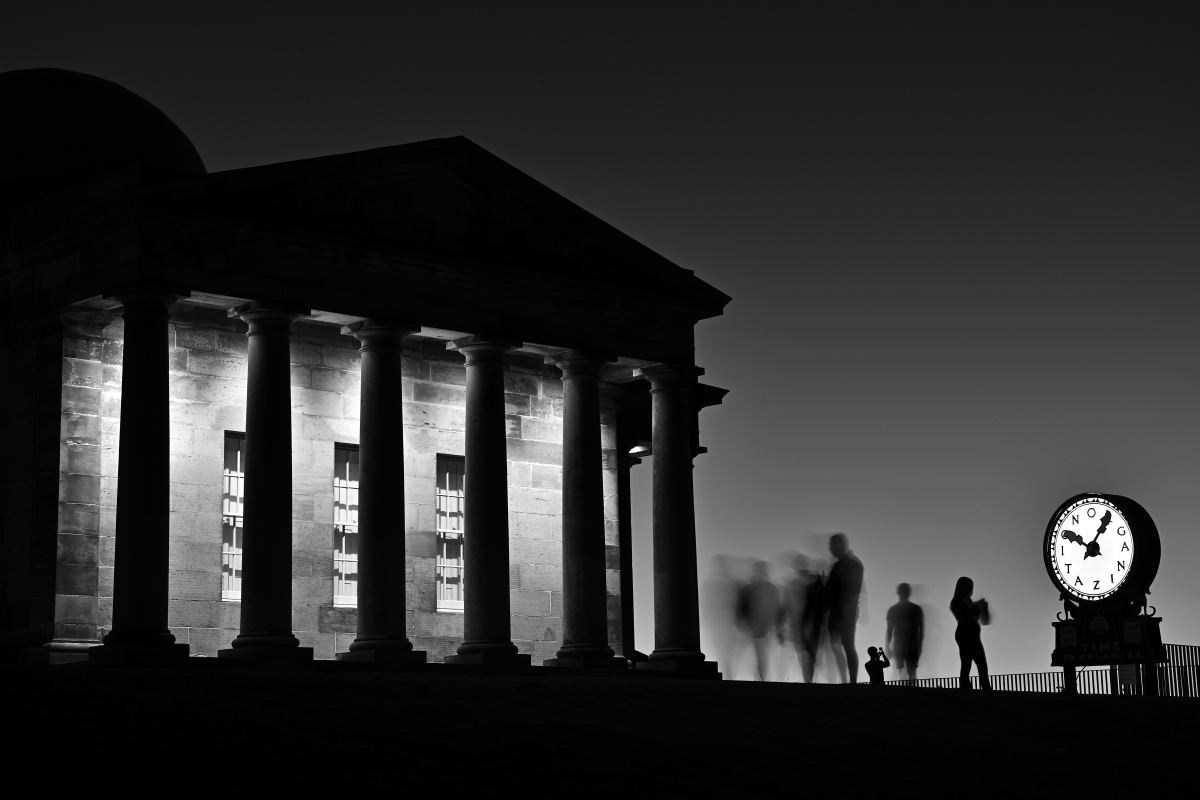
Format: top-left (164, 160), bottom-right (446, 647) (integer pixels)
top-left (1063, 665), bottom-right (1077, 695)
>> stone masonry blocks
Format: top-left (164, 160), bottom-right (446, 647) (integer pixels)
top-left (77, 312), bottom-right (621, 663)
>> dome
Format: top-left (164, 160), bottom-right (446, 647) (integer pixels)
top-left (0, 68), bottom-right (206, 215)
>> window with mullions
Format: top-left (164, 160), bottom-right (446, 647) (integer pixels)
top-left (333, 445), bottom-right (360, 607)
top-left (221, 433), bottom-right (245, 601)
top-left (436, 455), bottom-right (465, 612)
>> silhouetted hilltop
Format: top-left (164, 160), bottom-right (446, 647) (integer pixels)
top-left (8, 664), bottom-right (1194, 794)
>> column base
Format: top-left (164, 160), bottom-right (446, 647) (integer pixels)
top-left (444, 653), bottom-right (532, 667)
top-left (19, 640), bottom-right (98, 665)
top-left (87, 643), bottom-right (191, 664)
top-left (636, 659), bottom-right (721, 677)
top-left (336, 649), bottom-right (427, 664)
top-left (543, 656), bottom-right (629, 669)
top-left (217, 646), bottom-right (314, 661)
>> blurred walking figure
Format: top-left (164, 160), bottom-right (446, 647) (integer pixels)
top-left (736, 561), bottom-right (781, 681)
top-left (885, 583), bottom-right (924, 683)
top-left (865, 646), bottom-right (890, 685)
top-left (702, 555), bottom-right (747, 678)
top-left (825, 533), bottom-right (864, 684)
top-left (950, 576), bottom-right (992, 690)
top-left (782, 554), bottom-right (825, 683)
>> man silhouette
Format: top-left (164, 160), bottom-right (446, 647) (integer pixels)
top-left (782, 554), bottom-right (824, 683)
top-left (702, 555), bottom-right (746, 679)
top-left (885, 582), bottom-right (924, 683)
top-left (825, 533), bottom-right (864, 684)
top-left (735, 561), bottom-right (781, 681)
top-left (865, 646), bottom-right (890, 685)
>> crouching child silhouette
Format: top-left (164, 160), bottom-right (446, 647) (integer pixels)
top-left (865, 646), bottom-right (890, 685)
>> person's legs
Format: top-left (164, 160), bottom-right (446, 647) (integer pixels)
top-left (797, 637), bottom-right (814, 683)
top-left (956, 633), bottom-right (973, 689)
top-left (829, 622), bottom-right (848, 683)
top-left (753, 634), bottom-right (770, 681)
top-left (727, 628), bottom-right (749, 681)
top-left (842, 622), bottom-right (858, 684)
top-left (974, 641), bottom-right (991, 690)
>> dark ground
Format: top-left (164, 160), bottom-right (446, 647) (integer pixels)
top-left (7, 662), bottom-right (1195, 795)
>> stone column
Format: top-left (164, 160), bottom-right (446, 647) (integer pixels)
top-left (337, 320), bottom-right (425, 664)
top-left (91, 289), bottom-right (189, 661)
top-left (613, 400), bottom-right (643, 662)
top-left (546, 352), bottom-right (623, 668)
top-left (445, 335), bottom-right (529, 666)
top-left (220, 302), bottom-right (312, 660)
top-left (635, 364), bottom-right (715, 674)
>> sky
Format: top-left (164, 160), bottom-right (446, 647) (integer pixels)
top-left (3, 3), bottom-right (1198, 678)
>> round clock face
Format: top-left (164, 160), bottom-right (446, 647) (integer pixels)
top-left (1047, 496), bottom-right (1135, 601)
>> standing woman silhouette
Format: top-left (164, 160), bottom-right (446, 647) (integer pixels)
top-left (950, 577), bottom-right (992, 690)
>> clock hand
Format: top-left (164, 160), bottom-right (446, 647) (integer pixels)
top-left (1083, 510), bottom-right (1112, 559)
top-left (1089, 510), bottom-right (1112, 544)
top-left (1061, 531), bottom-right (1087, 548)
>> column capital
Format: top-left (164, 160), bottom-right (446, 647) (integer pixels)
top-left (632, 363), bottom-right (704, 383)
top-left (341, 319), bottom-right (419, 349)
top-left (229, 300), bottom-right (309, 324)
top-left (548, 350), bottom-right (616, 377)
top-left (448, 334), bottom-right (521, 362)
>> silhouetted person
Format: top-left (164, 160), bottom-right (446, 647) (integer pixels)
top-left (782, 554), bottom-right (825, 683)
top-left (801, 567), bottom-right (827, 683)
top-left (736, 561), bottom-right (781, 681)
top-left (825, 533), bottom-right (864, 684)
top-left (950, 576), bottom-right (992, 690)
top-left (702, 555), bottom-right (746, 678)
top-left (865, 646), bottom-right (890, 685)
top-left (886, 582), bottom-right (924, 683)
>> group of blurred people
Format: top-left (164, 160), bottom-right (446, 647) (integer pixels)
top-left (706, 533), bottom-right (992, 689)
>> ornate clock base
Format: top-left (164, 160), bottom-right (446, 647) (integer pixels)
top-left (1051, 611), bottom-right (1168, 695)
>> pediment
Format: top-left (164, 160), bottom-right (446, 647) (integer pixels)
top-left (160, 137), bottom-right (729, 316)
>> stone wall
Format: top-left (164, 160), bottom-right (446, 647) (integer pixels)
top-left (82, 304), bottom-right (622, 662)
top-left (0, 293), bottom-right (114, 658)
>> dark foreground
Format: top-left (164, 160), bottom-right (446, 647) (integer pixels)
top-left (7, 663), bottom-right (1196, 795)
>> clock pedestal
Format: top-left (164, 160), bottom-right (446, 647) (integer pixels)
top-left (1051, 613), bottom-right (1167, 695)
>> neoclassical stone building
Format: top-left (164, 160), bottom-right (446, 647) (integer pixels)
top-left (0, 69), bottom-right (729, 669)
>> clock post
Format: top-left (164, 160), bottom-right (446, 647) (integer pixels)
top-left (1044, 493), bottom-right (1167, 696)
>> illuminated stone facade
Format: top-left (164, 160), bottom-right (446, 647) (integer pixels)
top-left (0, 69), bottom-right (728, 667)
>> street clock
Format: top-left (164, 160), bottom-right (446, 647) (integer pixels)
top-left (1045, 493), bottom-right (1166, 694)
top-left (1044, 493), bottom-right (1160, 603)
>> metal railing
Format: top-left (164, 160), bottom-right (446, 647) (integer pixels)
top-left (880, 644), bottom-right (1200, 697)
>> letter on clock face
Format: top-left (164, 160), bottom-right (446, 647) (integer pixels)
top-left (1121, 542), bottom-right (1129, 552)
top-left (1117, 561), bottom-right (1125, 571)
top-left (1075, 576), bottom-right (1083, 586)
